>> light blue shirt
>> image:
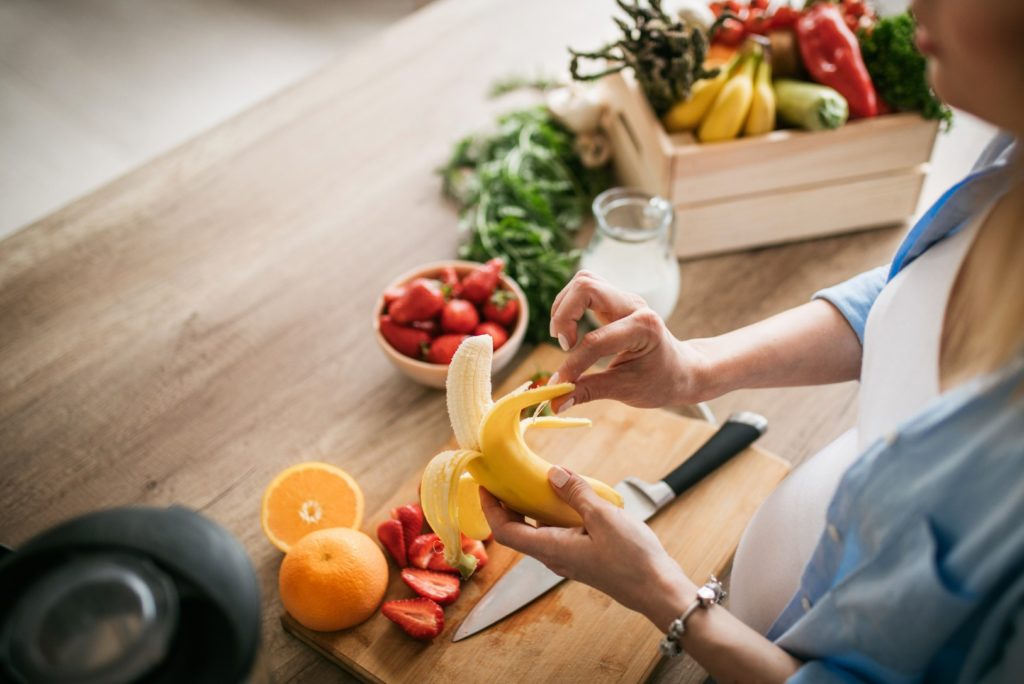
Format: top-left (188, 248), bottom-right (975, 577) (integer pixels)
top-left (765, 132), bottom-right (1023, 683)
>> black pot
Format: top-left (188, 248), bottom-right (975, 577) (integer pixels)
top-left (0, 506), bottom-right (261, 684)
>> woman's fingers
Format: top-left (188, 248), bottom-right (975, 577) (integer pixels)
top-left (550, 310), bottom-right (657, 410)
top-left (549, 271), bottom-right (644, 350)
top-left (547, 467), bottom-right (613, 527)
top-left (478, 488), bottom-right (584, 564)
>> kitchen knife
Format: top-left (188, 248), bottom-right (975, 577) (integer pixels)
top-left (452, 411), bottom-right (767, 642)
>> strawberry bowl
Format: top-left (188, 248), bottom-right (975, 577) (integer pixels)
top-left (373, 260), bottom-right (528, 388)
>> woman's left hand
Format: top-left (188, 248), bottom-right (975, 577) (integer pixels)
top-left (480, 466), bottom-right (697, 630)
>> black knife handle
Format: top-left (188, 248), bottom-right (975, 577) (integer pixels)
top-left (662, 412), bottom-right (768, 496)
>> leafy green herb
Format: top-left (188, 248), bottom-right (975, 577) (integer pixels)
top-left (440, 108), bottom-right (612, 343)
top-left (488, 74), bottom-right (560, 99)
top-left (568, 0), bottom-right (722, 116)
top-left (859, 12), bottom-right (952, 129)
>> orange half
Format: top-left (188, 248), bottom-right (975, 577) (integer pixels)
top-left (261, 462), bottom-right (365, 552)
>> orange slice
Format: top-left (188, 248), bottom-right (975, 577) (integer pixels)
top-left (261, 462), bottom-right (365, 552)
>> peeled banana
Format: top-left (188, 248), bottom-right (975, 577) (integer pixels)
top-left (698, 51), bottom-right (758, 143)
top-left (420, 335), bottom-right (623, 578)
top-left (743, 57), bottom-right (776, 137)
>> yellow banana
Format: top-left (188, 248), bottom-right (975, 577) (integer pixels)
top-left (698, 52), bottom-right (758, 143)
top-left (743, 57), bottom-right (776, 137)
top-left (420, 335), bottom-right (623, 578)
top-left (662, 55), bottom-right (739, 133)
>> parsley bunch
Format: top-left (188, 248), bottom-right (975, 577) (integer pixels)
top-left (859, 12), bottom-right (953, 129)
top-left (440, 108), bottom-right (611, 343)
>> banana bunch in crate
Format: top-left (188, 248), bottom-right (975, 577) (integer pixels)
top-left (663, 42), bottom-right (775, 142)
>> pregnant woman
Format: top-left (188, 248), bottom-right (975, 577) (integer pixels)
top-left (480, 0), bottom-right (1023, 680)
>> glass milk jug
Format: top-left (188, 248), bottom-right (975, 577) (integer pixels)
top-left (581, 188), bottom-right (679, 320)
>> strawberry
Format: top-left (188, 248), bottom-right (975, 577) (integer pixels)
top-left (482, 289), bottom-right (519, 327)
top-left (408, 533), bottom-right (458, 573)
top-left (408, 533), bottom-right (442, 570)
top-left (440, 299), bottom-right (479, 334)
top-left (383, 285), bottom-right (407, 310)
top-left (461, 535), bottom-right (489, 571)
top-left (390, 278), bottom-right (445, 323)
top-left (381, 598), bottom-right (445, 641)
top-left (410, 319), bottom-right (439, 337)
top-left (376, 518), bottom-right (407, 568)
top-left (474, 322), bottom-right (509, 351)
top-left (426, 334), bottom-right (468, 365)
top-left (400, 568), bottom-right (461, 606)
top-left (528, 371), bottom-right (552, 389)
top-left (461, 258), bottom-right (504, 304)
top-left (427, 552), bottom-right (459, 573)
top-left (391, 503), bottom-right (425, 552)
top-left (379, 315), bottom-right (431, 359)
top-left (438, 266), bottom-right (463, 300)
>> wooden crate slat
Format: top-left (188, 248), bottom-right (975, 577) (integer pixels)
top-left (675, 166), bottom-right (926, 259)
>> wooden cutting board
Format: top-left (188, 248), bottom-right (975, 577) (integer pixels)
top-left (282, 345), bottom-right (789, 683)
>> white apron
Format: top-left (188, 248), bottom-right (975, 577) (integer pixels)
top-left (728, 208), bottom-right (988, 634)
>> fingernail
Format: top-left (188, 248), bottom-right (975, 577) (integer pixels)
top-left (557, 333), bottom-right (570, 351)
top-left (557, 397), bottom-right (575, 414)
top-left (549, 320), bottom-right (557, 339)
top-left (549, 466), bottom-right (570, 487)
top-left (548, 372), bottom-right (561, 386)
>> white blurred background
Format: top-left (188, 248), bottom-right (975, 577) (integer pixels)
top-left (0, 0), bottom-right (419, 240)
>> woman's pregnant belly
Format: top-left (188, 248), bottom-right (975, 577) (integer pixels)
top-left (729, 428), bottom-right (862, 635)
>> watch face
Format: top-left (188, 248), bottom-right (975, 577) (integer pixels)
top-left (697, 586), bottom-right (716, 601)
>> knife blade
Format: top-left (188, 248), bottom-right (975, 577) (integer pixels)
top-left (452, 411), bottom-right (767, 642)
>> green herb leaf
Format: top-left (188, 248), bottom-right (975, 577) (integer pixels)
top-left (859, 12), bottom-right (953, 129)
top-left (440, 107), bottom-right (612, 343)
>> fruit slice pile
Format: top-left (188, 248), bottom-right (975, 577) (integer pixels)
top-left (376, 500), bottom-right (493, 641)
top-left (419, 335), bottom-right (623, 578)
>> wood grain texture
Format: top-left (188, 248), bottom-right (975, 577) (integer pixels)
top-left (282, 344), bottom-right (789, 683)
top-left (0, 0), bottom-right (923, 681)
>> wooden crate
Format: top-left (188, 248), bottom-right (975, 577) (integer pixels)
top-left (599, 71), bottom-right (939, 259)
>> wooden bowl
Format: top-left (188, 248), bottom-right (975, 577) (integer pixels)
top-left (373, 260), bottom-right (528, 388)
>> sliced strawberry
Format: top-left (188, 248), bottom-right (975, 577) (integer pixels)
top-left (461, 536), bottom-right (489, 571)
top-left (427, 552), bottom-right (459, 574)
top-left (409, 533), bottom-right (459, 574)
top-left (401, 568), bottom-right (461, 606)
top-left (408, 533), bottom-right (441, 570)
top-left (381, 598), bottom-right (445, 641)
top-left (391, 503), bottom-right (425, 553)
top-left (376, 519), bottom-right (406, 568)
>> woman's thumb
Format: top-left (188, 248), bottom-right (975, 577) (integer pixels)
top-left (548, 466), bottom-right (601, 518)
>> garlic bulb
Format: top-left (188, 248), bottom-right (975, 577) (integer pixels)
top-left (574, 131), bottom-right (612, 169)
top-left (545, 84), bottom-right (604, 134)
top-left (661, 0), bottom-right (715, 31)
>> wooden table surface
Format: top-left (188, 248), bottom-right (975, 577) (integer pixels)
top-left (0, 0), bottom-right (927, 681)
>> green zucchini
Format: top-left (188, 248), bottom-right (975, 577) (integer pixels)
top-left (773, 79), bottom-right (849, 131)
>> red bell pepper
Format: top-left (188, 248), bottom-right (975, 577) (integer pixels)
top-left (795, 3), bottom-right (878, 118)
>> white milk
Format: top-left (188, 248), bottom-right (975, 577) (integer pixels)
top-left (581, 189), bottom-right (680, 320)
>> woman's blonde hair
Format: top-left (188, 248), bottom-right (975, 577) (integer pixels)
top-left (941, 177), bottom-right (1024, 389)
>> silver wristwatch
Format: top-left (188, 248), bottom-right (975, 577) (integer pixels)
top-left (659, 575), bottom-right (727, 657)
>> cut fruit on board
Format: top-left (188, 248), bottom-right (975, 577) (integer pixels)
top-left (282, 344), bottom-right (790, 684)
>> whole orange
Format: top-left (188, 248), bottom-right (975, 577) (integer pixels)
top-left (279, 527), bottom-right (388, 631)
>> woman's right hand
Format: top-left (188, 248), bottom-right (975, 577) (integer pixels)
top-left (547, 271), bottom-right (709, 410)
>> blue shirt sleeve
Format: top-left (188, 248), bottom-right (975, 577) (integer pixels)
top-left (811, 265), bottom-right (889, 345)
